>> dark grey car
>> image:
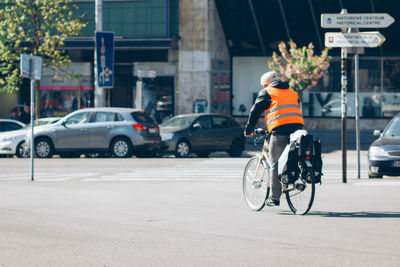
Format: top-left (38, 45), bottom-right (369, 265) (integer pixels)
top-left (368, 113), bottom-right (400, 178)
top-left (160, 113), bottom-right (245, 157)
top-left (29, 108), bottom-right (161, 158)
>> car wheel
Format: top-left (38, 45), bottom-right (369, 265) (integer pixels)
top-left (16, 141), bottom-right (29, 158)
top-left (196, 152), bottom-right (210, 158)
top-left (175, 140), bottom-right (191, 158)
top-left (228, 139), bottom-right (244, 157)
top-left (35, 138), bottom-right (54, 158)
top-left (368, 170), bottom-right (383, 179)
top-left (110, 137), bottom-right (133, 158)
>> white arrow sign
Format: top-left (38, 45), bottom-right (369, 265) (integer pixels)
top-left (324, 32), bottom-right (386, 48)
top-left (321, 13), bottom-right (395, 28)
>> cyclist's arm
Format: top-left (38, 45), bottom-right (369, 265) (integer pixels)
top-left (244, 89), bottom-right (271, 136)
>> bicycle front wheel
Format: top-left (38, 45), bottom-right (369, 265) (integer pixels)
top-left (243, 156), bottom-right (270, 211)
top-left (285, 165), bottom-right (315, 215)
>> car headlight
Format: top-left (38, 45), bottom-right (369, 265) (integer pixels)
top-left (369, 146), bottom-right (388, 157)
top-left (161, 133), bottom-right (174, 141)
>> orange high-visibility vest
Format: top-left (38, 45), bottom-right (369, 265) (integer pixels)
top-left (264, 86), bottom-right (304, 133)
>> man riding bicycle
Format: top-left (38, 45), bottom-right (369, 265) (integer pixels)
top-left (244, 71), bottom-right (304, 207)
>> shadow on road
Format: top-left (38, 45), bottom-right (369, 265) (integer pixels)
top-left (279, 211), bottom-right (400, 218)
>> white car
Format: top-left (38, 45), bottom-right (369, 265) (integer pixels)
top-left (0, 119), bottom-right (25, 133)
top-left (0, 117), bottom-right (61, 158)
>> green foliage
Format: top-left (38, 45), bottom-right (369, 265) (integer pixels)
top-left (267, 40), bottom-right (332, 99)
top-left (0, 0), bottom-right (87, 93)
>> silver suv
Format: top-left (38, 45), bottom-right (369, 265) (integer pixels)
top-left (28, 108), bottom-right (161, 158)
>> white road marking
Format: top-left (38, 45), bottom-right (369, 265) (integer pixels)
top-left (354, 181), bottom-right (400, 186)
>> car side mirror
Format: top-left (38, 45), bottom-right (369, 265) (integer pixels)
top-left (373, 129), bottom-right (382, 136)
top-left (61, 120), bottom-right (67, 127)
top-left (192, 122), bottom-right (201, 130)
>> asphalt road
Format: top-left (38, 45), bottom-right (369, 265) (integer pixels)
top-left (0, 150), bottom-right (399, 266)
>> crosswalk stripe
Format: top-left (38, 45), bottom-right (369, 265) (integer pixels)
top-left (83, 177), bottom-right (237, 182)
top-left (354, 181), bottom-right (400, 186)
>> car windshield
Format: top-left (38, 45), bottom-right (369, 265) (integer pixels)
top-left (161, 116), bottom-right (196, 128)
top-left (383, 116), bottom-right (400, 137)
top-left (22, 119), bottom-right (59, 129)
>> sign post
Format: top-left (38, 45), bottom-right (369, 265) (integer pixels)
top-left (20, 54), bottom-right (42, 182)
top-left (321, 10), bottom-right (393, 182)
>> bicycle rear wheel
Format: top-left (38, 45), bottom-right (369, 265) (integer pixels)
top-left (285, 165), bottom-right (315, 215)
top-left (243, 156), bottom-right (270, 211)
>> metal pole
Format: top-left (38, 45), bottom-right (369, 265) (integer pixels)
top-left (340, 9), bottom-right (348, 183)
top-left (94, 0), bottom-right (104, 107)
top-left (381, 57), bottom-right (384, 94)
top-left (29, 60), bottom-right (35, 182)
top-left (341, 46), bottom-right (348, 183)
top-left (355, 49), bottom-right (360, 179)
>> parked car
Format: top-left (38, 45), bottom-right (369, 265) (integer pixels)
top-left (368, 113), bottom-right (400, 178)
top-left (0, 119), bottom-right (25, 133)
top-left (26, 108), bottom-right (161, 158)
top-left (0, 117), bottom-right (60, 158)
top-left (160, 113), bottom-right (245, 157)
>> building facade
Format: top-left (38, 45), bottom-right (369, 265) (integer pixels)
top-left (1, 0), bottom-right (400, 129)
top-left (0, 0), bottom-right (231, 122)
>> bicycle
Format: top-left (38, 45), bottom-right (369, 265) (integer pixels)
top-left (243, 128), bottom-right (322, 215)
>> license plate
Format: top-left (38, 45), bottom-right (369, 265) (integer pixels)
top-left (148, 128), bottom-right (156, 133)
top-left (393, 161), bottom-right (400, 167)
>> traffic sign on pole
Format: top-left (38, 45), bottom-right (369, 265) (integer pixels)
top-left (20, 54), bottom-right (42, 80)
top-left (324, 32), bottom-right (386, 48)
top-left (321, 13), bottom-right (395, 28)
top-left (95, 31), bottom-right (114, 88)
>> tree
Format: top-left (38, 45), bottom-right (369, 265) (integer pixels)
top-left (267, 40), bottom-right (331, 100)
top-left (0, 0), bottom-right (87, 93)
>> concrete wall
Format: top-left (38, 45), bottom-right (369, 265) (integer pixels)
top-left (177, 0), bottom-right (230, 114)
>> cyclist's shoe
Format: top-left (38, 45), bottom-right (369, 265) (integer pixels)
top-left (266, 197), bottom-right (280, 207)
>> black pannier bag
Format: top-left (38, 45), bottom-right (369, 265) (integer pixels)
top-left (312, 139), bottom-right (323, 184)
top-left (300, 134), bottom-right (314, 158)
top-left (299, 134), bottom-right (323, 184)
top-left (285, 144), bottom-right (300, 184)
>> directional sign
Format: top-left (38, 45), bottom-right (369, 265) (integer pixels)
top-left (96, 32), bottom-right (114, 88)
top-left (321, 13), bottom-right (395, 28)
top-left (324, 32), bottom-right (385, 48)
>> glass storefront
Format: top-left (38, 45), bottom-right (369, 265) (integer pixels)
top-left (39, 63), bottom-right (94, 118)
top-left (232, 56), bottom-right (400, 118)
top-left (304, 57), bottom-right (400, 118)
